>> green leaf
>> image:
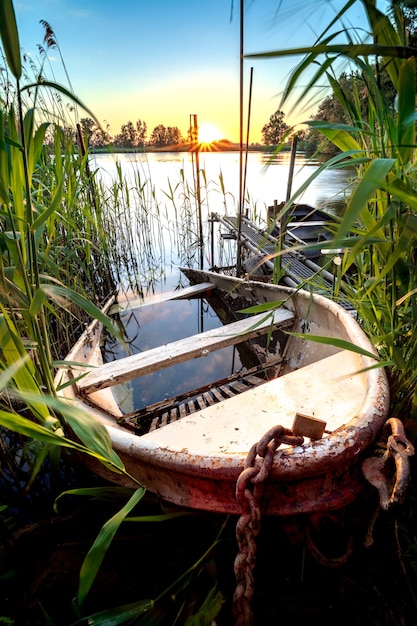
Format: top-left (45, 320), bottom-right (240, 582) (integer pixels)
top-left (336, 158), bottom-right (396, 237)
top-left (21, 80), bottom-right (102, 128)
top-left (0, 409), bottom-right (75, 446)
top-left (385, 175), bottom-right (417, 210)
top-left (40, 284), bottom-right (121, 342)
top-left (4, 389), bottom-right (128, 474)
top-left (370, 214), bottom-right (417, 288)
top-left (77, 489), bottom-right (146, 606)
top-left (0, 110), bottom-right (10, 203)
top-left (72, 599), bottom-right (155, 626)
top-left (286, 333), bottom-right (381, 362)
top-left (0, 310), bottom-right (50, 421)
top-left (0, 0), bottom-right (21, 79)
top-left (396, 58), bottom-right (416, 166)
top-left (315, 124), bottom-right (364, 153)
top-left (362, 0), bottom-right (403, 88)
top-left (238, 302), bottom-right (280, 314)
top-left (54, 486), bottom-right (137, 511)
top-left (62, 403), bottom-right (125, 470)
top-left (184, 587), bottom-right (224, 625)
top-left (28, 287), bottom-right (47, 316)
top-left (32, 178), bottom-right (63, 231)
top-left (0, 354), bottom-right (30, 390)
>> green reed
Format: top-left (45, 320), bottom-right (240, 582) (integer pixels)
top-left (248, 0), bottom-right (417, 438)
top-left (0, 0), bottom-right (138, 485)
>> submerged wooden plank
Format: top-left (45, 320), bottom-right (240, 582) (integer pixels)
top-left (210, 387), bottom-right (226, 403)
top-left (229, 380), bottom-right (251, 394)
top-left (218, 385), bottom-right (235, 399)
top-left (113, 282), bottom-right (216, 312)
top-left (203, 391), bottom-right (216, 407)
top-left (195, 395), bottom-right (206, 411)
top-left (78, 307), bottom-right (295, 395)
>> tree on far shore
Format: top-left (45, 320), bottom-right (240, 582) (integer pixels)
top-left (261, 109), bottom-right (289, 145)
top-left (149, 124), bottom-right (184, 147)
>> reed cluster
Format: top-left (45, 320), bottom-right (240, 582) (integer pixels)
top-left (252, 0), bottom-right (417, 439)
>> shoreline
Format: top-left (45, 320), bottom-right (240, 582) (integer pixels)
top-left (89, 143), bottom-right (293, 155)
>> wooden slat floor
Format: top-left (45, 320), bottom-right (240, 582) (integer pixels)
top-left (117, 364), bottom-right (277, 436)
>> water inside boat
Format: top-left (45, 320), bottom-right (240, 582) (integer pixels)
top-left (102, 291), bottom-right (261, 414)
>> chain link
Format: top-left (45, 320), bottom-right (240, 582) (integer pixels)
top-left (233, 426), bottom-right (304, 626)
top-left (362, 417), bottom-right (415, 511)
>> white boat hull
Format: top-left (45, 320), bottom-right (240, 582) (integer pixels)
top-left (57, 270), bottom-right (390, 515)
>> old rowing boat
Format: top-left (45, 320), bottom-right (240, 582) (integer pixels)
top-left (56, 268), bottom-right (403, 516)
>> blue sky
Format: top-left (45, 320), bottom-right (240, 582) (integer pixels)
top-left (13, 0), bottom-right (383, 142)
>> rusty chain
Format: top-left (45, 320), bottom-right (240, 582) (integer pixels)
top-left (232, 418), bottom-right (414, 624)
top-left (362, 417), bottom-right (415, 511)
top-left (233, 425), bottom-right (304, 626)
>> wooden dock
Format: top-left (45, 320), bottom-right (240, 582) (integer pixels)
top-left (216, 214), bottom-right (353, 310)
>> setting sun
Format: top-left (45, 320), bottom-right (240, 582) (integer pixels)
top-left (198, 123), bottom-right (222, 144)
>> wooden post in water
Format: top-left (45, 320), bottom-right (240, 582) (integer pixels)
top-left (242, 66), bottom-right (254, 221)
top-left (286, 134), bottom-right (298, 203)
top-left (190, 114), bottom-right (204, 269)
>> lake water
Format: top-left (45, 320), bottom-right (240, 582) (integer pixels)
top-left (104, 296), bottom-right (248, 412)
top-left (92, 150), bottom-right (354, 290)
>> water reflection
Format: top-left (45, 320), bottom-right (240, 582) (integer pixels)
top-left (92, 150), bottom-right (353, 216)
top-left (104, 296), bottom-right (244, 412)
top-left (97, 151), bottom-right (354, 407)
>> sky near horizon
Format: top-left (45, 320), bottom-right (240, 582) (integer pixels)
top-left (12, 0), bottom-right (384, 143)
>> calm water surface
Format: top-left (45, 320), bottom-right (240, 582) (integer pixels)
top-left (93, 150), bottom-right (352, 215)
top-left (92, 150), bottom-right (353, 287)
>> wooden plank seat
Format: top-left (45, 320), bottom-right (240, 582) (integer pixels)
top-left (117, 361), bottom-right (280, 435)
top-left (77, 306), bottom-right (295, 396)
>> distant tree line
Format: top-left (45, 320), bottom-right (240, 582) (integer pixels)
top-left (260, 60), bottom-right (402, 156)
top-left (79, 117), bottom-right (187, 149)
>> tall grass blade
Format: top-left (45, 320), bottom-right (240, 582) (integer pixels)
top-left (336, 158), bottom-right (396, 237)
top-left (0, 0), bottom-right (21, 79)
top-left (396, 58), bottom-right (416, 166)
top-left (76, 488), bottom-right (146, 607)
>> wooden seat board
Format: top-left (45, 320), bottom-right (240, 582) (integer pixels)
top-left (78, 307), bottom-right (295, 395)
